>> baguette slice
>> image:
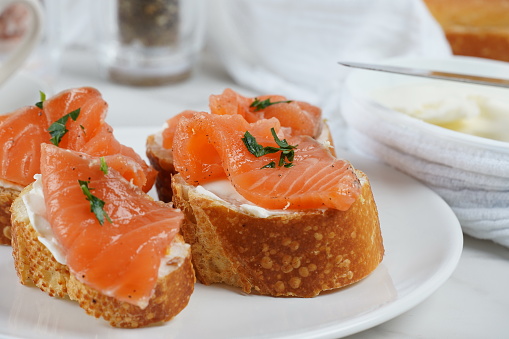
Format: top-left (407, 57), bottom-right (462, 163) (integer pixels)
top-left (11, 184), bottom-right (195, 328)
top-left (171, 171), bottom-right (384, 297)
top-left (0, 185), bottom-right (22, 245)
top-left (147, 134), bottom-right (176, 203)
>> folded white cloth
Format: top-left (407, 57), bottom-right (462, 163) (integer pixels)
top-left (206, 0), bottom-right (451, 147)
top-left (341, 83), bottom-right (509, 247)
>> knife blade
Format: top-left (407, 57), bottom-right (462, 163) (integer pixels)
top-left (338, 61), bottom-right (509, 88)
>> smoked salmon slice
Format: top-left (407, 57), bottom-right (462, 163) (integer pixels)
top-left (209, 88), bottom-right (323, 138)
top-left (40, 144), bottom-right (183, 307)
top-left (0, 87), bottom-right (155, 191)
top-left (173, 113), bottom-right (360, 211)
top-left (161, 88), bottom-right (323, 153)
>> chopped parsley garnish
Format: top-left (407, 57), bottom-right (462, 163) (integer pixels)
top-left (48, 108), bottom-right (81, 146)
top-left (78, 179), bottom-right (112, 226)
top-left (249, 98), bottom-right (292, 112)
top-left (100, 157), bottom-right (108, 174)
top-left (35, 91), bottom-right (46, 109)
top-left (261, 161), bottom-right (276, 169)
top-left (242, 128), bottom-right (297, 169)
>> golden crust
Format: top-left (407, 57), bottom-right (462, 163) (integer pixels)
top-left (0, 186), bottom-right (21, 246)
top-left (423, 0), bottom-right (509, 28)
top-left (146, 134), bottom-right (177, 203)
top-left (10, 184), bottom-right (195, 328)
top-left (423, 0), bottom-right (509, 61)
top-left (172, 172), bottom-right (384, 297)
top-left (444, 29), bottom-right (509, 62)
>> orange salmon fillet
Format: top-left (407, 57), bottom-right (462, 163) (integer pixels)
top-left (0, 87), bottom-right (155, 191)
top-left (209, 88), bottom-right (322, 138)
top-left (40, 144), bottom-right (183, 307)
top-left (173, 113), bottom-right (360, 211)
top-left (161, 88), bottom-right (322, 153)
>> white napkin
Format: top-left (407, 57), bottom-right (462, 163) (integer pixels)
top-left (341, 86), bottom-right (509, 248)
top-left (206, 0), bottom-right (451, 146)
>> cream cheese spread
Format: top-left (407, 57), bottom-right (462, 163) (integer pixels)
top-left (22, 174), bottom-right (188, 277)
top-left (23, 174), bottom-right (67, 264)
top-left (153, 121), bottom-right (168, 146)
top-left (373, 84), bottom-right (509, 142)
top-left (198, 180), bottom-right (297, 218)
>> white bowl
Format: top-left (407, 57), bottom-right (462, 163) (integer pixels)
top-left (340, 56), bottom-right (509, 247)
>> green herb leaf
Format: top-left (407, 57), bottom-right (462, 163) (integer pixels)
top-left (48, 108), bottom-right (81, 146)
top-left (270, 128), bottom-right (295, 150)
top-left (78, 179), bottom-right (112, 226)
top-left (242, 128), bottom-right (298, 168)
top-left (35, 91), bottom-right (46, 109)
top-left (249, 98), bottom-right (293, 112)
top-left (100, 157), bottom-right (108, 175)
top-left (261, 161), bottom-right (276, 169)
top-left (241, 131), bottom-right (268, 157)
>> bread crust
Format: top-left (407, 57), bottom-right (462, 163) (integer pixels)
top-left (424, 0), bottom-right (509, 61)
top-left (146, 134), bottom-right (176, 203)
top-left (10, 184), bottom-right (195, 328)
top-left (445, 29), bottom-right (509, 62)
top-left (0, 186), bottom-right (21, 245)
top-left (171, 172), bottom-right (384, 297)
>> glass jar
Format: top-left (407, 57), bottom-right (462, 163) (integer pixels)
top-left (93, 0), bottom-right (205, 86)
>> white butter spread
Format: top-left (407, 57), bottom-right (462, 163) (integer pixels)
top-left (199, 180), bottom-right (294, 218)
top-left (373, 84), bottom-right (509, 142)
top-left (22, 174), bottom-right (188, 278)
top-left (153, 121), bottom-right (169, 147)
top-left (23, 174), bottom-right (67, 264)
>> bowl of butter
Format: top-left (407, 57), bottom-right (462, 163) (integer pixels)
top-left (340, 56), bottom-right (509, 247)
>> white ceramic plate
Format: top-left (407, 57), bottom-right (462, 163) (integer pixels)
top-left (0, 127), bottom-right (463, 339)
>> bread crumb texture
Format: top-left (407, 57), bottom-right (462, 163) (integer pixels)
top-left (172, 172), bottom-right (384, 297)
top-left (0, 187), bottom-right (21, 245)
top-left (10, 186), bottom-right (195, 328)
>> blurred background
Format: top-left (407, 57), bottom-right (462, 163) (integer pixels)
top-left (1, 0), bottom-right (507, 114)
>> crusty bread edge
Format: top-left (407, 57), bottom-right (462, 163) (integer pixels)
top-left (171, 170), bottom-right (384, 297)
top-left (0, 186), bottom-right (22, 245)
top-left (10, 184), bottom-right (195, 328)
top-left (147, 134), bottom-right (175, 203)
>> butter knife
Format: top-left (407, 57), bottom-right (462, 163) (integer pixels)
top-left (338, 61), bottom-right (509, 88)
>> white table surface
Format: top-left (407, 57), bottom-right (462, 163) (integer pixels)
top-left (39, 48), bottom-right (509, 338)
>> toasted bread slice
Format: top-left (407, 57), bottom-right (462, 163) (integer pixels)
top-left (0, 185), bottom-right (22, 245)
top-left (171, 171), bottom-right (383, 297)
top-left (10, 184), bottom-right (195, 328)
top-left (423, 0), bottom-right (509, 62)
top-left (147, 134), bottom-right (176, 203)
